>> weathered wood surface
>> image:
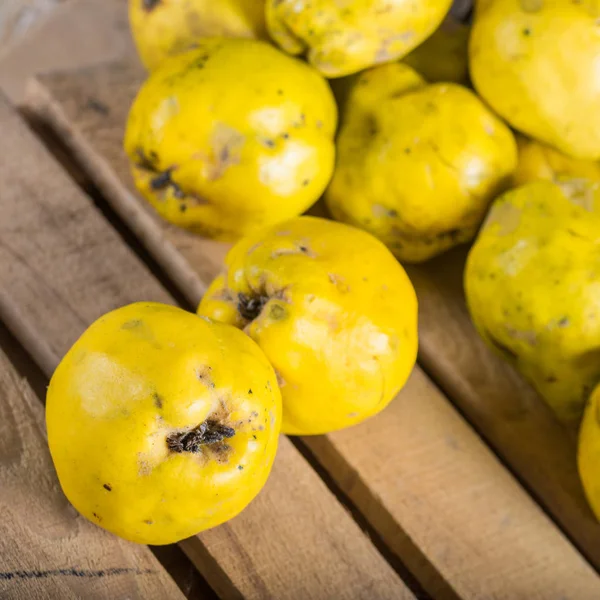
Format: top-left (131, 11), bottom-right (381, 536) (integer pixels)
top-left (0, 0), bottom-right (63, 56)
top-left (21, 61), bottom-right (600, 599)
top-left (0, 91), bottom-right (413, 600)
top-left (0, 343), bottom-right (187, 600)
top-left (0, 0), bottom-right (135, 102)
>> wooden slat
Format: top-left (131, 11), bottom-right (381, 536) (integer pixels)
top-left (0, 346), bottom-right (186, 600)
top-left (22, 61), bottom-right (600, 599)
top-left (0, 91), bottom-right (413, 599)
top-left (0, 0), bottom-right (63, 54)
top-left (0, 0), bottom-right (135, 103)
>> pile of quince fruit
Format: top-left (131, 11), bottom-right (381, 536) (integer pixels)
top-left (46, 0), bottom-right (600, 546)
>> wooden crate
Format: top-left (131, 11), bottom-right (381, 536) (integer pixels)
top-left (0, 48), bottom-right (599, 600)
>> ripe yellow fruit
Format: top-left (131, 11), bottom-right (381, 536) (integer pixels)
top-left (266, 0), bottom-right (453, 78)
top-left (513, 135), bottom-right (600, 187)
top-left (325, 63), bottom-right (517, 263)
top-left (124, 39), bottom-right (337, 241)
top-left (46, 302), bottom-right (281, 545)
top-left (129, 0), bottom-right (267, 71)
top-left (197, 216), bottom-right (418, 436)
top-left (465, 178), bottom-right (600, 425)
top-left (578, 384), bottom-right (600, 520)
top-left (403, 17), bottom-right (470, 84)
top-left (470, 0), bottom-right (600, 159)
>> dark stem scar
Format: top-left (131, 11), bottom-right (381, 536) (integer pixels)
top-left (142, 0), bottom-right (161, 11)
top-left (150, 170), bottom-right (173, 190)
top-left (0, 568), bottom-right (155, 580)
top-left (238, 292), bottom-right (269, 321)
top-left (146, 167), bottom-right (189, 200)
top-left (103, 483), bottom-right (112, 491)
top-left (167, 420), bottom-right (235, 453)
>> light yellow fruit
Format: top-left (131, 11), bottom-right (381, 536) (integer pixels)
top-left (470, 0), bottom-right (600, 159)
top-left (578, 384), bottom-right (600, 521)
top-left (124, 39), bottom-right (337, 241)
top-left (266, 0), bottom-right (453, 78)
top-left (197, 216), bottom-right (418, 435)
top-left (403, 16), bottom-right (470, 84)
top-left (513, 135), bottom-right (600, 187)
top-left (465, 178), bottom-right (600, 425)
top-left (325, 63), bottom-right (517, 263)
top-left (129, 0), bottom-right (267, 71)
top-left (46, 302), bottom-right (281, 545)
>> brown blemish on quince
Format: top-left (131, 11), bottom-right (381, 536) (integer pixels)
top-left (152, 392), bottom-right (163, 409)
top-left (328, 273), bottom-right (350, 293)
top-left (505, 326), bottom-right (537, 345)
top-left (206, 124), bottom-right (245, 180)
top-left (274, 369), bottom-right (286, 388)
top-left (247, 241), bottom-right (264, 254)
top-left (520, 0), bottom-right (544, 12)
top-left (484, 201), bottom-right (521, 236)
top-left (210, 286), bottom-right (235, 303)
top-left (375, 31), bottom-right (415, 62)
top-left (271, 243), bottom-right (316, 258)
top-left (195, 365), bottom-right (215, 388)
top-left (137, 456), bottom-right (152, 476)
top-left (557, 178), bottom-right (597, 212)
top-left (209, 442), bottom-right (233, 464)
top-left (142, 0), bottom-right (161, 11)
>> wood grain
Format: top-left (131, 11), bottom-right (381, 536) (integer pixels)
top-left (0, 345), bottom-right (186, 600)
top-left (0, 0), bottom-right (135, 103)
top-left (308, 367), bottom-right (595, 599)
top-left (0, 0), bottom-right (63, 55)
top-left (22, 61), bottom-right (600, 598)
top-left (0, 90), bottom-right (412, 599)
